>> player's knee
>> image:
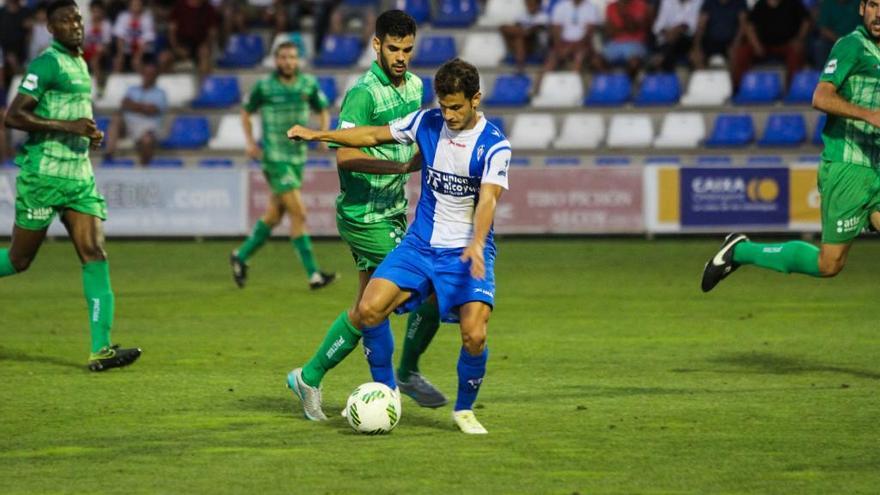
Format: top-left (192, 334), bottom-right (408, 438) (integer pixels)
top-left (819, 259), bottom-right (845, 277)
top-left (9, 253), bottom-right (35, 273)
top-left (355, 300), bottom-right (385, 328)
top-left (460, 328), bottom-right (486, 356)
top-left (80, 244), bottom-right (107, 262)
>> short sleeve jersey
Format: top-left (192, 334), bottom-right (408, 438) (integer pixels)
top-left (15, 41), bottom-right (94, 180)
top-left (334, 62), bottom-right (423, 224)
top-left (819, 26), bottom-right (880, 169)
top-left (390, 110), bottom-right (511, 249)
top-left (243, 72), bottom-right (329, 165)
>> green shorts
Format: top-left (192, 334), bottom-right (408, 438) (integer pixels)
top-left (337, 214), bottom-right (407, 271)
top-left (15, 170), bottom-right (107, 230)
top-left (262, 161), bottom-right (303, 194)
top-left (818, 161), bottom-right (880, 243)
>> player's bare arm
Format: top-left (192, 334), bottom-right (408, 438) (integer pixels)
top-left (461, 183), bottom-right (504, 280)
top-left (813, 81), bottom-right (880, 128)
top-left (336, 150), bottom-right (422, 175)
top-left (240, 108), bottom-right (262, 161)
top-left (5, 93), bottom-right (103, 148)
top-left (287, 123), bottom-right (395, 148)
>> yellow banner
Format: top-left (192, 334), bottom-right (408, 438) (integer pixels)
top-left (789, 167), bottom-right (820, 223)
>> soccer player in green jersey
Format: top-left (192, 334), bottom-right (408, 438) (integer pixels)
top-left (702, 0), bottom-right (880, 291)
top-left (286, 10), bottom-right (446, 421)
top-left (230, 41), bottom-right (337, 290)
top-left (1, 0), bottom-right (141, 371)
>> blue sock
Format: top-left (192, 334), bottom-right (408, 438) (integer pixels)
top-left (362, 319), bottom-right (396, 389)
top-left (455, 346), bottom-right (488, 411)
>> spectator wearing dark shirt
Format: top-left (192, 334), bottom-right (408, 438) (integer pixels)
top-left (690, 0), bottom-right (748, 68)
top-left (813, 0), bottom-right (861, 66)
top-left (0, 0), bottom-right (32, 80)
top-left (596, 0), bottom-right (654, 77)
top-left (731, 0), bottom-right (811, 88)
top-left (164, 0), bottom-right (218, 80)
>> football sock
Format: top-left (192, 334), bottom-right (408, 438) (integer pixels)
top-left (733, 240), bottom-right (821, 277)
top-left (236, 220), bottom-right (271, 262)
top-left (291, 235), bottom-right (319, 277)
top-left (397, 300), bottom-right (440, 382)
top-left (82, 261), bottom-right (115, 353)
top-left (362, 319), bottom-right (396, 389)
top-left (455, 346), bottom-right (488, 411)
top-left (301, 311), bottom-right (361, 387)
top-left (0, 249), bottom-right (16, 277)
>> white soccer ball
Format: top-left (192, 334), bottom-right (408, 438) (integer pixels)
top-left (345, 382), bottom-right (401, 434)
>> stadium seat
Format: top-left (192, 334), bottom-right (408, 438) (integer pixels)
top-left (401, 0), bottom-right (431, 23)
top-left (161, 116), bottom-right (211, 149)
top-left (95, 74), bottom-right (140, 110)
top-left (217, 34), bottom-right (265, 68)
top-left (634, 73), bottom-right (681, 106)
top-left (704, 114), bottom-right (755, 147)
top-left (486, 116), bottom-right (506, 134)
top-left (192, 76), bottom-right (241, 109)
top-left (412, 36), bottom-right (456, 67)
top-left (101, 158), bottom-right (136, 168)
top-left (813, 113), bottom-right (826, 145)
top-left (508, 113), bottom-right (557, 150)
top-left (785, 69), bottom-right (820, 104)
top-left (596, 156), bottom-right (631, 166)
top-left (758, 113), bottom-right (807, 147)
top-left (681, 70), bottom-right (732, 106)
top-left (198, 158), bottom-right (235, 168)
top-left (306, 158), bottom-right (333, 168)
top-left (432, 0), bottom-right (478, 27)
top-left (209, 114), bottom-right (261, 151)
top-left (696, 155), bottom-right (733, 166)
top-left (420, 75), bottom-right (435, 106)
top-left (532, 72), bottom-right (583, 108)
top-left (545, 157), bottom-right (581, 166)
top-left (148, 158), bottom-right (184, 168)
top-left (653, 112), bottom-right (705, 149)
top-left (733, 71), bottom-right (782, 105)
top-left (461, 32), bottom-right (506, 68)
top-left (157, 74), bottom-right (196, 108)
top-left (478, 0), bottom-right (526, 26)
top-left (584, 73), bottom-right (631, 106)
top-left (747, 155), bottom-right (783, 165)
top-left (317, 76), bottom-right (338, 107)
top-left (607, 114), bottom-right (654, 148)
top-left (484, 74), bottom-right (531, 107)
top-left (553, 114), bottom-right (604, 149)
top-left (313, 35), bottom-right (363, 67)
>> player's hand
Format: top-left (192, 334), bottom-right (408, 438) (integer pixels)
top-left (89, 130), bottom-right (104, 150)
top-left (245, 142), bottom-right (263, 160)
top-left (67, 118), bottom-right (99, 138)
top-left (460, 240), bottom-right (486, 280)
top-left (287, 125), bottom-right (317, 142)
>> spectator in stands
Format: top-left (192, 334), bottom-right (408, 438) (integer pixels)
top-left (104, 59), bottom-right (168, 166)
top-left (535, 0), bottom-right (601, 93)
top-left (650, 0), bottom-right (703, 71)
top-left (596, 0), bottom-right (654, 78)
top-left (499, 0), bottom-right (549, 73)
top-left (731, 0), bottom-right (810, 88)
top-left (113, 0), bottom-right (157, 73)
top-left (0, 0), bottom-right (32, 80)
top-left (813, 0), bottom-right (861, 67)
top-left (84, 0), bottom-right (114, 89)
top-left (165, 0), bottom-right (219, 81)
top-left (329, 0), bottom-right (377, 45)
top-left (690, 0), bottom-right (748, 69)
top-left (0, 47), bottom-right (7, 163)
top-left (27, 4), bottom-right (52, 63)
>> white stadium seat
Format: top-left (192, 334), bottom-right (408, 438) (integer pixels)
top-left (554, 113), bottom-right (605, 149)
top-left (157, 74), bottom-right (196, 108)
top-left (681, 70), bottom-right (732, 107)
top-left (6, 75), bottom-right (22, 105)
top-left (653, 112), bottom-right (706, 148)
top-left (94, 73), bottom-right (141, 110)
top-left (208, 113), bottom-right (261, 151)
top-left (607, 114), bottom-right (654, 148)
top-left (509, 113), bottom-right (557, 150)
top-left (461, 32), bottom-right (506, 68)
top-left (531, 72), bottom-right (583, 108)
top-left (478, 0), bottom-right (527, 27)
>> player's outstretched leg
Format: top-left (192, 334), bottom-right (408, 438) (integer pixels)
top-left (231, 219), bottom-right (272, 288)
top-left (397, 300), bottom-right (447, 408)
top-left (700, 233), bottom-right (748, 292)
top-left (286, 368), bottom-right (327, 421)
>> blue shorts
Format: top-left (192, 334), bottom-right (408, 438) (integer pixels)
top-left (373, 235), bottom-right (496, 323)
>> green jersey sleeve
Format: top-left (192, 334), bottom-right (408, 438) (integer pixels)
top-left (331, 85), bottom-right (375, 149)
top-left (18, 54), bottom-right (59, 101)
top-left (820, 35), bottom-right (861, 88)
top-left (242, 81), bottom-right (263, 113)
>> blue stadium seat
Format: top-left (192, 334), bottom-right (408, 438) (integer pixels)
top-left (317, 76), bottom-right (338, 106)
top-left (217, 34), bottom-right (265, 68)
top-left (192, 76), bottom-right (241, 108)
top-left (634, 73), bottom-right (680, 106)
top-left (161, 116), bottom-right (211, 149)
top-left (403, 0), bottom-right (431, 23)
top-left (1, 159), bottom-right (17, 168)
top-left (313, 35), bottom-right (363, 67)
top-left (813, 113), bottom-right (826, 145)
top-left (487, 116), bottom-right (505, 134)
top-left (733, 71), bottom-right (782, 105)
top-left (645, 156), bottom-right (681, 165)
top-left (596, 156), bottom-right (631, 166)
top-left (584, 73), bottom-right (631, 106)
top-left (432, 0), bottom-right (478, 28)
top-left (758, 113), bottom-right (806, 147)
top-left (785, 69), bottom-right (820, 104)
top-left (696, 156), bottom-right (733, 166)
top-left (747, 155), bottom-right (783, 165)
top-left (546, 157), bottom-right (581, 166)
top-left (199, 158), bottom-right (235, 168)
top-left (148, 158), bottom-right (184, 168)
top-left (306, 158), bottom-right (333, 168)
top-left (412, 36), bottom-right (456, 67)
top-left (95, 116), bottom-right (111, 149)
top-left (484, 74), bottom-right (531, 107)
top-left (420, 75), bottom-right (435, 106)
top-left (101, 158), bottom-right (136, 168)
top-left (705, 114), bottom-right (755, 147)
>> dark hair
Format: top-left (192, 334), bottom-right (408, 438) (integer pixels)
top-left (434, 58), bottom-right (480, 99)
top-left (375, 9), bottom-right (417, 41)
top-left (47, 0), bottom-right (77, 19)
top-left (274, 41), bottom-right (299, 56)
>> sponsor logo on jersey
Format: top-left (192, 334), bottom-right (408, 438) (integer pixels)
top-left (22, 74), bottom-right (39, 91)
top-left (476, 145), bottom-right (485, 162)
top-left (447, 139), bottom-right (466, 148)
top-left (27, 207), bottom-right (53, 221)
top-left (426, 168), bottom-right (480, 197)
top-left (473, 287), bottom-right (494, 298)
top-left (326, 336), bottom-right (346, 359)
top-left (824, 59), bottom-right (838, 74)
top-left (467, 378), bottom-right (483, 389)
top-left (837, 216), bottom-right (860, 233)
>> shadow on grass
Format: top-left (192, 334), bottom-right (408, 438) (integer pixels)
top-left (0, 347), bottom-right (82, 370)
top-left (674, 352), bottom-right (880, 380)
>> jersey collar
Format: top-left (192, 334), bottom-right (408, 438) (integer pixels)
top-left (51, 40), bottom-right (83, 57)
top-left (370, 61), bottom-right (397, 86)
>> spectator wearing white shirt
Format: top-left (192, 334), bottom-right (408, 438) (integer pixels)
top-left (500, 0), bottom-right (549, 73)
top-left (651, 0), bottom-right (703, 70)
top-left (112, 0), bottom-right (156, 73)
top-left (535, 0), bottom-right (601, 93)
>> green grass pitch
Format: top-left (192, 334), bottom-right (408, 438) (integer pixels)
top-left (1, 238), bottom-right (878, 494)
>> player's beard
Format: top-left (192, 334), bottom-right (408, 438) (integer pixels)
top-left (380, 56), bottom-right (407, 84)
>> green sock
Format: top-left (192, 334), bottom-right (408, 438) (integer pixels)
top-left (0, 249), bottom-right (16, 277)
top-left (236, 220), bottom-right (272, 262)
top-left (733, 240), bottom-right (821, 277)
top-left (82, 261), bottom-right (115, 353)
top-left (292, 235), bottom-right (320, 277)
top-left (301, 311), bottom-right (361, 387)
top-left (397, 301), bottom-right (441, 382)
